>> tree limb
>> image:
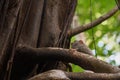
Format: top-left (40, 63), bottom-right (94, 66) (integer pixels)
top-left (68, 6), bottom-right (119, 37)
top-left (14, 45), bottom-right (120, 73)
top-left (28, 70), bottom-right (70, 80)
top-left (66, 71), bottom-right (120, 80)
top-left (28, 69), bottom-right (120, 80)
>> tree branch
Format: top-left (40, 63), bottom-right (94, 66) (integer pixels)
top-left (14, 45), bottom-right (120, 73)
top-left (29, 70), bottom-right (120, 80)
top-left (68, 6), bottom-right (119, 37)
top-left (67, 71), bottom-right (120, 80)
top-left (28, 70), bottom-right (70, 80)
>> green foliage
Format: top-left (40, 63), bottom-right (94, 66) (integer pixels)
top-left (72, 0), bottom-right (120, 72)
top-left (71, 37), bottom-right (76, 43)
top-left (72, 64), bottom-right (84, 72)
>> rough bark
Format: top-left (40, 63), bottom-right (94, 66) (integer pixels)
top-left (14, 46), bottom-right (120, 73)
top-left (29, 70), bottom-right (120, 80)
top-left (36, 0), bottom-right (77, 74)
top-left (0, 0), bottom-right (119, 80)
top-left (10, 0), bottom-right (44, 79)
top-left (0, 0), bottom-right (77, 79)
top-left (0, 0), bottom-right (22, 79)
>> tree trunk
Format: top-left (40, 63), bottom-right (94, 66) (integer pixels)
top-left (0, 0), bottom-right (77, 80)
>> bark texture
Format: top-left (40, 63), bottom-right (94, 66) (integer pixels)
top-left (0, 0), bottom-right (77, 80)
top-left (1, 0), bottom-right (119, 80)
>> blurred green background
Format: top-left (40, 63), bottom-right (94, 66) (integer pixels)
top-left (71, 0), bottom-right (120, 72)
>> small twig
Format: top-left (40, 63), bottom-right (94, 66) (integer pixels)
top-left (68, 6), bottom-right (119, 37)
top-left (115, 0), bottom-right (120, 9)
